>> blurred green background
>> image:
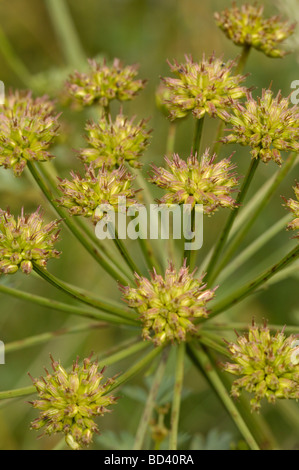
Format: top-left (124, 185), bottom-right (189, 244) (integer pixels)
top-left (0, 0), bottom-right (298, 450)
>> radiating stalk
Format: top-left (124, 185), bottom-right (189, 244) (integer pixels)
top-left (204, 322), bottom-right (299, 334)
top-left (5, 322), bottom-right (107, 354)
top-left (27, 161), bottom-right (130, 286)
top-left (217, 214), bottom-right (292, 283)
top-left (187, 343), bottom-right (260, 450)
top-left (33, 264), bottom-right (138, 323)
top-left (206, 158), bottom-right (260, 285)
top-left (44, 0), bottom-right (86, 67)
top-left (133, 348), bottom-right (169, 450)
top-left (192, 117), bottom-right (204, 156)
top-left (210, 244), bottom-right (299, 318)
top-left (110, 224), bottom-right (142, 276)
top-left (108, 346), bottom-right (164, 392)
top-left (235, 44), bottom-right (251, 74)
top-left (0, 26), bottom-right (32, 87)
top-left (0, 282), bottom-right (133, 326)
top-left (169, 343), bottom-right (185, 450)
top-left (37, 162), bottom-right (133, 283)
top-left (166, 122), bottom-right (177, 156)
top-left (211, 152), bottom-right (297, 280)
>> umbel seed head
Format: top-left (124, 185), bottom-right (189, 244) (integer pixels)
top-left (57, 164), bottom-right (139, 224)
top-left (0, 90), bottom-right (60, 176)
top-left (120, 261), bottom-right (217, 346)
top-left (65, 58), bottom-right (146, 108)
top-left (79, 113), bottom-right (151, 169)
top-left (222, 89), bottom-right (299, 165)
top-left (29, 354), bottom-right (117, 449)
top-left (149, 150), bottom-right (239, 213)
top-left (222, 320), bottom-right (299, 412)
top-left (0, 207), bottom-right (61, 274)
top-left (161, 53), bottom-right (247, 121)
top-left (215, 2), bottom-right (295, 58)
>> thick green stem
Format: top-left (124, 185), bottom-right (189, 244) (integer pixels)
top-left (133, 348), bottom-right (169, 450)
top-left (169, 343), bottom-right (185, 450)
top-left (210, 244), bottom-right (299, 319)
top-left (187, 343), bottom-right (260, 450)
top-left (192, 117), bottom-right (204, 156)
top-left (33, 264), bottom-right (138, 324)
top-left (44, 0), bottom-right (86, 67)
top-left (206, 158), bottom-right (260, 285)
top-left (0, 282), bottom-right (133, 325)
top-left (212, 153), bottom-right (297, 280)
top-left (27, 161), bottom-right (130, 286)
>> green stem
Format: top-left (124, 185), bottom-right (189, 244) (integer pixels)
top-left (166, 122), bottom-right (177, 156)
top-left (33, 264), bottom-right (138, 324)
top-left (44, 0), bottom-right (86, 67)
top-left (192, 117), bottom-right (204, 156)
top-left (37, 162), bottom-right (133, 283)
top-left (235, 44), bottom-right (251, 74)
top-left (27, 161), bottom-right (130, 286)
top-left (211, 152), bottom-right (297, 280)
top-left (169, 343), bottom-right (185, 450)
top-left (183, 208), bottom-right (196, 268)
top-left (111, 224), bottom-right (142, 276)
top-left (197, 331), bottom-right (230, 357)
top-left (137, 236), bottom-right (162, 274)
top-left (0, 26), bottom-right (32, 87)
top-left (210, 244), bottom-right (299, 319)
top-left (212, 120), bottom-right (225, 156)
top-left (206, 157), bottom-right (260, 285)
top-left (109, 345), bottom-right (164, 393)
top-left (187, 343), bottom-right (260, 450)
top-left (204, 322), bottom-right (299, 334)
top-left (5, 322), bottom-right (107, 354)
top-left (217, 214), bottom-right (292, 283)
top-left (0, 386), bottom-right (35, 401)
top-left (133, 348), bottom-right (169, 450)
top-left (0, 281), bottom-right (132, 325)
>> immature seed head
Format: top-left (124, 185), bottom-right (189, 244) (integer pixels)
top-left (283, 183), bottom-right (299, 237)
top-left (222, 320), bottom-right (299, 412)
top-left (161, 54), bottom-right (247, 121)
top-left (0, 90), bottom-right (60, 176)
top-left (0, 207), bottom-right (61, 274)
top-left (222, 89), bottom-right (299, 165)
top-left (57, 165), bottom-right (139, 223)
top-left (65, 58), bottom-right (146, 108)
top-left (29, 355), bottom-right (117, 449)
top-left (149, 151), bottom-right (239, 213)
top-left (215, 2), bottom-right (295, 58)
top-left (120, 261), bottom-right (217, 346)
top-left (79, 113), bottom-right (151, 169)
